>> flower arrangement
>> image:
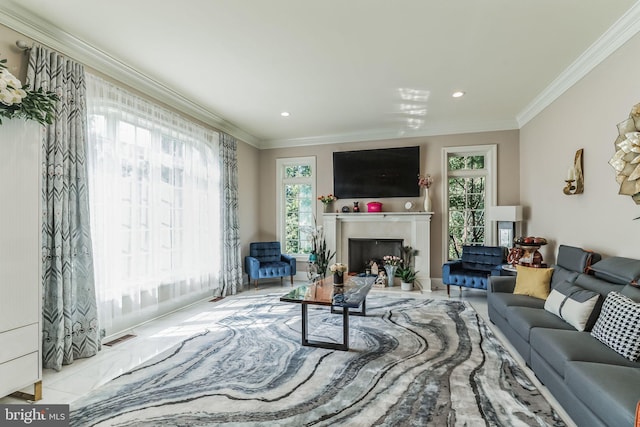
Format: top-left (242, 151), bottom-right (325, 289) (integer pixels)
top-left (330, 263), bottom-right (347, 276)
top-left (0, 56), bottom-right (58, 125)
top-left (317, 194), bottom-right (337, 205)
top-left (383, 255), bottom-right (402, 266)
top-left (417, 174), bottom-right (433, 189)
top-left (306, 220), bottom-right (335, 277)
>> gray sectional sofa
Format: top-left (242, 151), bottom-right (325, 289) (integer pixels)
top-left (488, 245), bottom-right (640, 427)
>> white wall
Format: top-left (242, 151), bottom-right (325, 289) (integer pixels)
top-left (520, 31), bottom-right (640, 261)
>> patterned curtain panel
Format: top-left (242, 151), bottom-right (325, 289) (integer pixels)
top-left (27, 46), bottom-right (100, 371)
top-left (219, 133), bottom-right (243, 296)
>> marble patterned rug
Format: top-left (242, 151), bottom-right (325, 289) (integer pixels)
top-left (70, 295), bottom-right (566, 426)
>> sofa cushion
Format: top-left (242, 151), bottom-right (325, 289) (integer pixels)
top-left (544, 280), bottom-right (601, 331)
top-left (622, 283), bottom-right (640, 302)
top-left (506, 306), bottom-right (573, 342)
top-left (591, 291), bottom-right (640, 361)
top-left (588, 256), bottom-right (640, 286)
top-left (513, 266), bottom-right (553, 299)
top-left (488, 292), bottom-right (545, 319)
top-left (549, 265), bottom-right (579, 290)
top-left (529, 329), bottom-right (638, 379)
top-left (565, 362), bottom-right (640, 427)
top-left (556, 244), bottom-right (601, 273)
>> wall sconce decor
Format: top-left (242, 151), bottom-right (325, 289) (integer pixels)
top-left (609, 103), bottom-right (640, 204)
top-left (563, 149), bottom-right (584, 195)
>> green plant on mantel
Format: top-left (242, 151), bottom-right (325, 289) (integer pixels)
top-left (0, 56), bottom-right (58, 125)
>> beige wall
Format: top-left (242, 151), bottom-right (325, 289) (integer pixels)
top-left (0, 25), bottom-right (33, 81)
top-left (520, 32), bottom-right (640, 261)
top-left (259, 130), bottom-right (520, 278)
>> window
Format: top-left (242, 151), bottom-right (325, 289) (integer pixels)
top-left (86, 74), bottom-right (220, 337)
top-left (442, 145), bottom-right (496, 260)
top-left (276, 157), bottom-right (316, 257)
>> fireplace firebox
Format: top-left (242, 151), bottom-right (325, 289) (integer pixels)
top-left (348, 238), bottom-right (403, 274)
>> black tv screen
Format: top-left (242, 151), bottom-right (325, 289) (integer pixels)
top-left (333, 146), bottom-right (421, 199)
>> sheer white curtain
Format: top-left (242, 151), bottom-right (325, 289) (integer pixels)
top-left (85, 74), bottom-right (221, 338)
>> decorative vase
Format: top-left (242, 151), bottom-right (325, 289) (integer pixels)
top-left (333, 273), bottom-right (344, 285)
top-left (384, 265), bottom-right (397, 287)
top-left (423, 187), bottom-right (432, 212)
top-left (323, 203), bottom-right (331, 213)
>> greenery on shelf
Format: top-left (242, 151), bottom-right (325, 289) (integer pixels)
top-left (0, 56), bottom-right (58, 125)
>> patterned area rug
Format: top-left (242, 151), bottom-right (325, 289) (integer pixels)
top-left (70, 295), bottom-right (566, 426)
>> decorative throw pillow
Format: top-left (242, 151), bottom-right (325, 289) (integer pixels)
top-left (513, 266), bottom-right (554, 300)
top-left (591, 291), bottom-right (640, 362)
top-left (544, 280), bottom-right (575, 317)
top-left (544, 280), bottom-right (601, 331)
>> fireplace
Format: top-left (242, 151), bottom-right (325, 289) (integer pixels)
top-left (322, 212), bottom-right (433, 290)
top-left (348, 238), bottom-right (403, 274)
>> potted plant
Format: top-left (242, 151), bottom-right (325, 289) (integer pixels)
top-left (396, 266), bottom-right (419, 291)
top-left (330, 263), bottom-right (347, 285)
top-left (397, 246), bottom-right (419, 291)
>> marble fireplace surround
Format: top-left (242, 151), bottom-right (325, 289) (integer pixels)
top-left (322, 212), bottom-right (433, 291)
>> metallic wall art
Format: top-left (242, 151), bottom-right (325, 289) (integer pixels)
top-left (609, 103), bottom-right (640, 204)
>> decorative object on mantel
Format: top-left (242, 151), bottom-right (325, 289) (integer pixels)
top-left (318, 194), bottom-right (337, 213)
top-left (404, 201), bottom-right (414, 211)
top-left (353, 201), bottom-right (360, 212)
top-left (0, 55), bottom-right (57, 125)
top-left (367, 201), bottom-right (382, 212)
top-left (330, 262), bottom-right (347, 285)
top-left (418, 173), bottom-right (433, 212)
top-left (563, 149), bottom-right (584, 195)
top-left (609, 103), bottom-right (640, 206)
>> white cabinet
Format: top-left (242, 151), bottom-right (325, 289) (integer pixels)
top-left (0, 119), bottom-right (42, 400)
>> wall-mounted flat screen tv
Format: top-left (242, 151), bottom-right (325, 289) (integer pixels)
top-left (333, 146), bottom-right (421, 199)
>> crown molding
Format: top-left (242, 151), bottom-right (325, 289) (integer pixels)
top-left (517, 2), bottom-right (640, 127)
top-left (260, 119), bottom-right (518, 150)
top-left (0, 2), bottom-right (260, 147)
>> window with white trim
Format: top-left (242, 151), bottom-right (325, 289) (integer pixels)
top-left (276, 157), bottom-right (316, 257)
top-left (442, 145), bottom-right (496, 260)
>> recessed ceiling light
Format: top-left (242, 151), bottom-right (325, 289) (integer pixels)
top-left (281, 111), bottom-right (291, 117)
top-left (452, 91), bottom-right (465, 98)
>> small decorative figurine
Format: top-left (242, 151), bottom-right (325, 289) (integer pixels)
top-left (353, 201), bottom-right (360, 213)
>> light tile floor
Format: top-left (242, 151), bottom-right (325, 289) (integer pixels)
top-left (0, 281), bottom-right (576, 426)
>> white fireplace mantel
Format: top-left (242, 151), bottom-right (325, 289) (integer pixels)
top-left (322, 212), bottom-right (433, 291)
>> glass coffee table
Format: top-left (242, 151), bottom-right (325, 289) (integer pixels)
top-left (280, 275), bottom-right (375, 351)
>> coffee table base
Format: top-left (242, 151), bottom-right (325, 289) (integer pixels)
top-left (302, 303), bottom-right (349, 351)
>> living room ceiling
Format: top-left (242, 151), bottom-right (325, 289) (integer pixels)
top-left (1, 1), bottom-right (638, 148)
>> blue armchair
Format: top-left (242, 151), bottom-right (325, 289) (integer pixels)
top-left (442, 245), bottom-right (507, 296)
top-left (245, 242), bottom-right (297, 289)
